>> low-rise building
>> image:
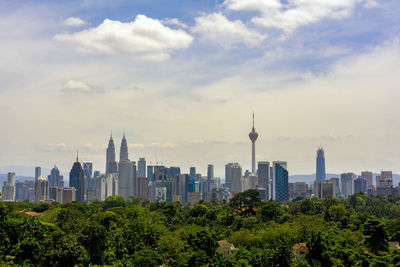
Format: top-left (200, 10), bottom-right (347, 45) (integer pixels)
top-left (217, 240), bottom-right (239, 257)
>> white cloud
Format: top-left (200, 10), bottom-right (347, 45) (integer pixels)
top-left (224, 0), bottom-right (378, 33)
top-left (64, 17), bottom-right (86, 27)
top-left (162, 18), bottom-right (188, 28)
top-left (192, 12), bottom-right (267, 48)
top-left (43, 143), bottom-right (69, 152)
top-left (364, 0), bottom-right (379, 8)
top-left (62, 80), bottom-right (93, 92)
top-left (55, 14), bottom-right (193, 60)
top-left (224, 0), bottom-right (282, 11)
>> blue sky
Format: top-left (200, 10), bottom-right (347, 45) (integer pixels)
top-left (0, 0), bottom-right (400, 177)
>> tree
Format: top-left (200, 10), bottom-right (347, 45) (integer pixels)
top-left (362, 217), bottom-right (389, 254)
top-left (261, 201), bottom-right (282, 222)
top-left (230, 190), bottom-right (262, 216)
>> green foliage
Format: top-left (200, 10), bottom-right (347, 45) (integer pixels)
top-left (362, 216), bottom-right (389, 254)
top-left (0, 190), bottom-right (399, 266)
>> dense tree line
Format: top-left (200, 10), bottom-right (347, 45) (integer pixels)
top-left (0, 191), bottom-right (399, 266)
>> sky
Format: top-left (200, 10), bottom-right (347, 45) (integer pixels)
top-left (0, 0), bottom-right (400, 178)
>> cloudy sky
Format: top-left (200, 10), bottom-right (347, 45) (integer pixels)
top-left (1, 0), bottom-right (400, 178)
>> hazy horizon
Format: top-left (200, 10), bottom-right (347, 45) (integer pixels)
top-left (1, 0), bottom-right (400, 177)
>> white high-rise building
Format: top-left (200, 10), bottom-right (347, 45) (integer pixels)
top-left (230, 163), bottom-right (242, 195)
top-left (341, 173), bottom-right (356, 197)
top-left (248, 173), bottom-right (258, 189)
top-left (2, 172), bottom-right (16, 201)
top-left (35, 176), bottom-right (48, 203)
top-left (95, 174), bottom-right (106, 201)
top-left (118, 160), bottom-right (133, 200)
top-left (106, 173), bottom-right (118, 198)
top-left (56, 187), bottom-right (76, 204)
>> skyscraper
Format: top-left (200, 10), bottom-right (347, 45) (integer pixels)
top-left (83, 161), bottom-right (93, 189)
top-left (248, 113), bottom-right (259, 174)
top-left (257, 161), bottom-right (270, 200)
top-left (120, 132), bottom-right (129, 161)
top-left (35, 166), bottom-right (41, 181)
top-left (189, 167), bottom-right (196, 180)
top-left (354, 177), bottom-right (367, 193)
top-left (48, 165), bottom-right (64, 188)
top-left (118, 134), bottom-right (134, 199)
top-left (106, 133), bottom-right (118, 175)
top-left (69, 151), bottom-right (85, 202)
top-left (147, 165), bottom-right (154, 181)
top-left (341, 173), bottom-right (356, 198)
top-left (361, 171), bottom-right (373, 188)
top-left (138, 158), bottom-right (146, 178)
top-left (1, 172), bottom-right (16, 201)
top-left (225, 163), bottom-right (234, 189)
top-left (207, 164), bottom-right (214, 181)
top-left (272, 161), bottom-right (289, 201)
top-left (35, 176), bottom-right (48, 203)
top-left (229, 163), bottom-right (242, 195)
top-left (316, 147), bottom-right (326, 182)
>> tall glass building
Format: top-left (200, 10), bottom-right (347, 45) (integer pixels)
top-left (69, 154), bottom-right (84, 202)
top-left (257, 161), bottom-right (270, 200)
top-left (316, 147), bottom-right (326, 182)
top-left (273, 161), bottom-right (289, 201)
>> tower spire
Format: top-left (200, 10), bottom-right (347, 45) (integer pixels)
top-left (249, 112), bottom-right (259, 174)
top-left (76, 148), bottom-right (79, 162)
top-left (252, 112), bottom-right (255, 129)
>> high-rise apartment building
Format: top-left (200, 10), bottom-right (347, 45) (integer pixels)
top-left (316, 147), bottom-right (326, 182)
top-left (273, 161), bottom-right (289, 201)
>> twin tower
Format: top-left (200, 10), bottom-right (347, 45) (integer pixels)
top-left (106, 132), bottom-right (128, 175)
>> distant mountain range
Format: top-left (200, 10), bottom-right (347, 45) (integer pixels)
top-left (0, 165), bottom-right (51, 177)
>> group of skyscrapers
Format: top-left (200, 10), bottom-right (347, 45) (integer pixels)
top-left (3, 114), bottom-right (399, 204)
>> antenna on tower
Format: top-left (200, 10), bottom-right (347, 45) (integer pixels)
top-left (252, 112), bottom-right (255, 128)
top-left (76, 148), bottom-right (79, 162)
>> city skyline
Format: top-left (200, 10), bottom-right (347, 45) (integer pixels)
top-left (1, 1), bottom-right (400, 176)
